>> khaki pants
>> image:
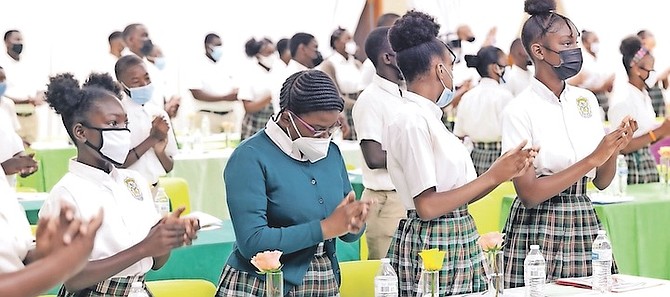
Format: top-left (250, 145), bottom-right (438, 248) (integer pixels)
top-left (361, 189), bottom-right (406, 260)
top-left (195, 111), bottom-right (237, 134)
top-left (17, 113), bottom-right (37, 144)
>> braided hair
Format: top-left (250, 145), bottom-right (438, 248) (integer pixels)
top-left (46, 73), bottom-right (119, 142)
top-left (521, 0), bottom-right (578, 58)
top-left (279, 70), bottom-right (343, 115)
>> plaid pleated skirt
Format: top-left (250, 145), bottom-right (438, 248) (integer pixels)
top-left (470, 142), bottom-right (502, 176)
top-left (387, 206), bottom-right (487, 296)
top-left (57, 275), bottom-right (152, 297)
top-left (241, 103), bottom-right (274, 141)
top-left (502, 177), bottom-right (618, 288)
top-left (648, 85), bottom-right (666, 117)
top-left (216, 243), bottom-right (340, 297)
top-left (625, 147), bottom-right (660, 184)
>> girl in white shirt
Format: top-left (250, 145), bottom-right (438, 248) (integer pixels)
top-left (608, 36), bottom-right (670, 183)
top-left (41, 73), bottom-right (198, 297)
top-left (239, 38), bottom-right (276, 140)
top-left (501, 0), bottom-right (635, 287)
top-left (384, 11), bottom-right (536, 295)
top-left (455, 46), bottom-right (514, 176)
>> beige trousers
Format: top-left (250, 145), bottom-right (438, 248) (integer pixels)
top-left (17, 113), bottom-right (37, 144)
top-left (361, 189), bottom-right (407, 260)
top-left (195, 111), bottom-right (237, 134)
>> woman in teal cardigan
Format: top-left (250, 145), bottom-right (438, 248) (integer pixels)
top-left (216, 70), bottom-right (372, 296)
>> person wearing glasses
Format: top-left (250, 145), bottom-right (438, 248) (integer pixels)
top-left (454, 46), bottom-right (514, 176)
top-left (216, 70), bottom-right (372, 296)
top-left (608, 36), bottom-right (670, 184)
top-left (384, 11), bottom-right (537, 295)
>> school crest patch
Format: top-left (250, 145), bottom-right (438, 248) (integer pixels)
top-left (576, 97), bottom-right (592, 118)
top-left (124, 177), bottom-right (143, 201)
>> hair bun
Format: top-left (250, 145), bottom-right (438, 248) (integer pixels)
top-left (388, 10), bottom-right (440, 53)
top-left (524, 0), bottom-right (556, 15)
top-left (464, 55), bottom-right (479, 68)
top-left (84, 72), bottom-right (122, 98)
top-left (46, 73), bottom-right (83, 116)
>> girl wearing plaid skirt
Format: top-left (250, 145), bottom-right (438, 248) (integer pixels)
top-left (239, 38), bottom-right (276, 140)
top-left (39, 73), bottom-right (199, 297)
top-left (383, 11), bottom-right (536, 296)
top-left (608, 36), bottom-right (670, 184)
top-left (501, 0), bottom-right (636, 288)
top-left (216, 70), bottom-right (371, 296)
top-left (454, 46), bottom-right (515, 176)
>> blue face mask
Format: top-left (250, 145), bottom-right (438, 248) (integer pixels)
top-left (210, 45), bottom-right (224, 62)
top-left (153, 57), bottom-right (166, 70)
top-left (436, 65), bottom-right (455, 108)
top-left (0, 82), bottom-right (6, 97)
top-left (125, 83), bottom-right (155, 105)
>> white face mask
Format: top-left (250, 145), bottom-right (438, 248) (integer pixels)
top-left (258, 54), bottom-right (275, 69)
top-left (644, 70), bottom-right (658, 88)
top-left (345, 41), bottom-right (358, 56)
top-left (288, 113), bottom-right (330, 163)
top-left (589, 42), bottom-right (600, 55)
top-left (83, 125), bottom-right (132, 165)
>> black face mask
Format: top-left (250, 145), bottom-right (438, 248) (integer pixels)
top-left (542, 46), bottom-right (583, 80)
top-left (140, 39), bottom-right (154, 56)
top-left (312, 51), bottom-right (324, 67)
top-left (11, 43), bottom-right (23, 55)
top-left (448, 39), bottom-right (462, 49)
top-left (466, 36), bottom-right (476, 43)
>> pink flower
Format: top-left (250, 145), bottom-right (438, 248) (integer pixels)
top-left (251, 250), bottom-right (283, 272)
top-left (478, 232), bottom-right (505, 252)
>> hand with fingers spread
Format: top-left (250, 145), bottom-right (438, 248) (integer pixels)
top-left (487, 140), bottom-right (538, 183)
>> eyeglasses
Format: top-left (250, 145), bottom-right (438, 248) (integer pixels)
top-left (290, 111), bottom-right (341, 137)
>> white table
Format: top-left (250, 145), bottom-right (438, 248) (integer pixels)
top-left (169, 141), bottom-right (364, 220)
top-left (454, 275), bottom-right (670, 297)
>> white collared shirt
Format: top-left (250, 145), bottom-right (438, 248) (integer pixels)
top-left (264, 119), bottom-right (309, 162)
top-left (186, 54), bottom-right (238, 112)
top-left (502, 64), bottom-right (533, 96)
top-left (352, 74), bottom-right (403, 191)
top-left (579, 50), bottom-right (611, 90)
top-left (454, 77), bottom-right (514, 142)
top-left (608, 82), bottom-right (658, 137)
top-left (0, 167), bottom-right (33, 273)
top-left (0, 98), bottom-right (21, 132)
top-left (123, 96), bottom-right (178, 184)
top-left (383, 91), bottom-right (477, 210)
top-left (270, 59), bottom-right (310, 115)
top-left (40, 160), bottom-right (160, 277)
top-left (0, 116), bottom-right (24, 163)
top-left (359, 58), bottom-right (376, 90)
top-left (237, 57), bottom-right (272, 102)
top-left (0, 52), bottom-right (42, 104)
top-left (502, 78), bottom-right (605, 178)
top-left (325, 53), bottom-right (363, 94)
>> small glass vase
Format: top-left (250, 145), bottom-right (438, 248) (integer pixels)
top-left (419, 270), bottom-right (439, 297)
top-left (483, 251), bottom-right (504, 297)
top-left (660, 156), bottom-right (670, 192)
top-left (265, 270), bottom-right (283, 297)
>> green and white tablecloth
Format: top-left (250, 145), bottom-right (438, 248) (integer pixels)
top-left (500, 183), bottom-right (670, 280)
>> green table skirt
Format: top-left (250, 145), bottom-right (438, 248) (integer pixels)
top-left (500, 183), bottom-right (670, 280)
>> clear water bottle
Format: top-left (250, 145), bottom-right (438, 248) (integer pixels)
top-left (128, 281), bottom-right (149, 297)
top-left (523, 245), bottom-right (546, 297)
top-left (153, 187), bottom-right (170, 217)
top-left (374, 258), bottom-right (398, 297)
top-left (201, 115), bottom-right (211, 137)
top-left (592, 230), bottom-right (612, 293)
top-left (616, 154), bottom-right (628, 196)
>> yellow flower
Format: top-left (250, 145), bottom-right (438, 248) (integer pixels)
top-left (659, 146), bottom-right (670, 158)
top-left (419, 249), bottom-right (446, 271)
top-left (478, 232), bottom-right (505, 252)
top-left (251, 250), bottom-right (283, 272)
